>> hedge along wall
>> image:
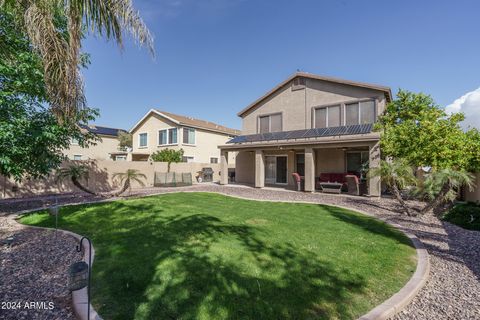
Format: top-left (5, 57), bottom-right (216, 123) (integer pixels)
top-left (0, 160), bottom-right (224, 199)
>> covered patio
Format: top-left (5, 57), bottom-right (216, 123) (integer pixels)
top-left (219, 138), bottom-right (381, 197)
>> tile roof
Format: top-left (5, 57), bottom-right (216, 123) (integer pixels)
top-left (155, 110), bottom-right (241, 136)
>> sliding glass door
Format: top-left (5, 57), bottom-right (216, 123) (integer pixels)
top-left (265, 156), bottom-right (288, 184)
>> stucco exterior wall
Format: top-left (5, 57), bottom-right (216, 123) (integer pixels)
top-left (235, 151), bottom-right (255, 184)
top-left (131, 113), bottom-right (235, 163)
top-left (0, 160), bottom-right (223, 199)
top-left (315, 149), bottom-right (345, 173)
top-left (241, 78), bottom-right (387, 134)
top-left (63, 135), bottom-right (120, 160)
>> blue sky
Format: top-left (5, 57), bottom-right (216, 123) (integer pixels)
top-left (82, 0), bottom-right (480, 130)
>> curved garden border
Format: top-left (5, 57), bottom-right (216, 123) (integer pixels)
top-left (10, 190), bottom-right (430, 320)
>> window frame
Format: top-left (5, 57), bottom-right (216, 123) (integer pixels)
top-left (182, 155), bottom-right (195, 163)
top-left (71, 138), bottom-right (79, 145)
top-left (158, 127), bottom-right (178, 146)
top-left (312, 104), bottom-right (341, 128)
top-left (73, 154), bottom-right (82, 161)
top-left (257, 112), bottom-right (283, 133)
top-left (344, 99), bottom-right (376, 125)
top-left (138, 132), bottom-right (148, 148)
top-left (115, 155), bottom-right (127, 161)
top-left (182, 127), bottom-right (196, 145)
top-left (210, 157), bottom-right (219, 164)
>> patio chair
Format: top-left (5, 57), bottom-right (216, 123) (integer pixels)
top-left (345, 175), bottom-right (360, 196)
top-left (291, 173), bottom-right (304, 191)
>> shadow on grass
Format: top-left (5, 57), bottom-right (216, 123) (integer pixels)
top-left (324, 205), bottom-right (414, 248)
top-left (81, 207), bottom-right (368, 319)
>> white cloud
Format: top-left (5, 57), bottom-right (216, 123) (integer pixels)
top-left (445, 87), bottom-right (480, 129)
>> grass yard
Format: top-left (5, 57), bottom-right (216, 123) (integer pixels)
top-left (20, 192), bottom-right (416, 320)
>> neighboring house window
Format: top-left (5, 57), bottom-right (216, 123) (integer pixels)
top-left (182, 156), bottom-right (194, 163)
top-left (183, 128), bottom-right (195, 144)
top-left (73, 155), bottom-right (82, 160)
top-left (159, 128), bottom-right (178, 145)
top-left (210, 157), bottom-right (218, 164)
top-left (314, 105), bottom-right (340, 128)
top-left (259, 113), bottom-right (282, 133)
top-left (168, 128), bottom-right (178, 144)
top-left (71, 138), bottom-right (79, 145)
top-left (345, 100), bottom-right (376, 125)
top-left (115, 155), bottom-right (127, 161)
top-left (139, 133), bottom-right (148, 147)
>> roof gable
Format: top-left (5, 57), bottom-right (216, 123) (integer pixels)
top-left (237, 72), bottom-right (392, 117)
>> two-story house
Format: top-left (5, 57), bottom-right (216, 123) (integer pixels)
top-left (130, 109), bottom-right (240, 163)
top-left (65, 125), bottom-right (128, 161)
top-left (219, 72), bottom-right (392, 196)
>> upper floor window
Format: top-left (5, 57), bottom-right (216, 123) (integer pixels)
top-left (159, 128), bottom-right (178, 145)
top-left (73, 154), bottom-right (82, 161)
top-left (259, 113), bottom-right (282, 133)
top-left (71, 138), bottom-right (79, 145)
top-left (314, 105), bottom-right (340, 128)
top-left (210, 157), bottom-right (218, 164)
top-left (139, 133), bottom-right (148, 147)
top-left (183, 128), bottom-right (195, 144)
top-left (345, 100), bottom-right (375, 125)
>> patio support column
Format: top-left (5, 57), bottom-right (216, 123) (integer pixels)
top-left (304, 147), bottom-right (315, 192)
top-left (220, 150), bottom-right (229, 185)
top-left (368, 141), bottom-right (381, 197)
top-left (255, 150), bottom-right (265, 188)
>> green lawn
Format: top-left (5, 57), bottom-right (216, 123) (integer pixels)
top-left (20, 192), bottom-right (416, 320)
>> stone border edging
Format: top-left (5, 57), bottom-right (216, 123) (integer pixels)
top-left (10, 188), bottom-right (430, 320)
top-left (10, 210), bottom-right (102, 320)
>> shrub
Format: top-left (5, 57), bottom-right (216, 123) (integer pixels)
top-left (443, 202), bottom-right (480, 231)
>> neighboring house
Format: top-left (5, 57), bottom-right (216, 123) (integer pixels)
top-left (129, 109), bottom-right (240, 163)
top-left (64, 125), bottom-right (128, 161)
top-left (219, 72), bottom-right (392, 196)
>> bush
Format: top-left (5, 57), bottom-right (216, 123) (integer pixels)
top-left (443, 202), bottom-right (480, 231)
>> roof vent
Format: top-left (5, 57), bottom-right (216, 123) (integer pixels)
top-left (292, 77), bottom-right (306, 91)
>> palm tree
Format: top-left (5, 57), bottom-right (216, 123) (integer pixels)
top-left (368, 159), bottom-right (417, 216)
top-left (112, 169), bottom-right (146, 196)
top-left (421, 168), bottom-right (474, 215)
top-left (56, 164), bottom-right (97, 195)
top-left (1, 0), bottom-right (154, 119)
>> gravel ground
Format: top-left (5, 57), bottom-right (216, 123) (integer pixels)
top-left (1, 184), bottom-right (479, 319)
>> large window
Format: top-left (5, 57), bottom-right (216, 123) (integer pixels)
top-left (158, 128), bottom-right (177, 145)
top-left (345, 100), bottom-right (375, 125)
top-left (314, 105), bottom-right (340, 128)
top-left (259, 113), bottom-right (282, 133)
top-left (139, 133), bottom-right (148, 147)
top-left (183, 128), bottom-right (195, 144)
top-left (346, 151), bottom-right (369, 174)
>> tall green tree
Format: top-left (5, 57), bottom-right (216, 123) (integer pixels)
top-left (376, 90), bottom-right (480, 171)
top-left (1, 0), bottom-right (154, 120)
top-left (0, 8), bottom-right (97, 181)
top-left (151, 149), bottom-right (184, 172)
top-left (376, 90), bottom-right (480, 214)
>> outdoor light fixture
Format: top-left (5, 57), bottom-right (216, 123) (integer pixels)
top-left (68, 236), bottom-right (92, 320)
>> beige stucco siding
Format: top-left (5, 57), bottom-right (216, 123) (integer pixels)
top-left (315, 149), bottom-right (345, 174)
top-left (63, 135), bottom-right (120, 160)
top-left (241, 78), bottom-right (387, 134)
top-left (132, 113), bottom-right (235, 163)
top-left (235, 151), bottom-right (255, 184)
